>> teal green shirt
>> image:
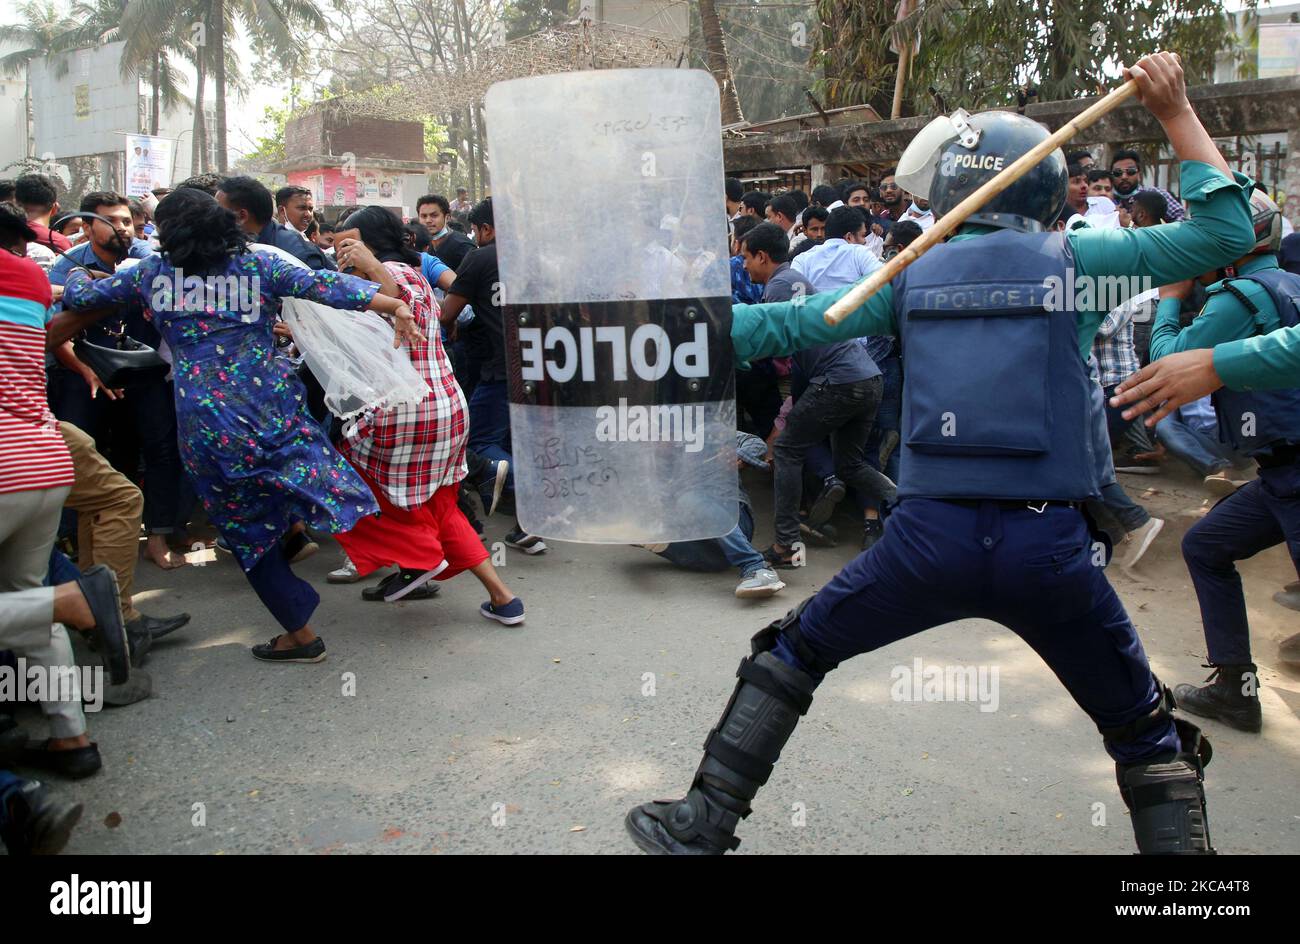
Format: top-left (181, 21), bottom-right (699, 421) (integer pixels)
top-left (729, 161), bottom-right (1257, 365)
top-left (1213, 324), bottom-right (1300, 392)
top-left (1149, 256), bottom-right (1282, 372)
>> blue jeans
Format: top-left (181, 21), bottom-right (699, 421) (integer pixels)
top-left (468, 381), bottom-right (514, 493)
top-left (658, 504), bottom-right (765, 578)
top-left (1155, 417), bottom-right (1241, 478)
top-left (784, 498), bottom-right (1177, 765)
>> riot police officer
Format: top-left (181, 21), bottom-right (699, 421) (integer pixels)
top-left (626, 53), bottom-right (1257, 855)
top-left (1144, 190), bottom-right (1300, 730)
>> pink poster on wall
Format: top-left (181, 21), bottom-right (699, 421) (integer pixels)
top-left (288, 168), bottom-right (355, 206)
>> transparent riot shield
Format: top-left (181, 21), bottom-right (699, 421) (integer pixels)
top-left (484, 69), bottom-right (738, 544)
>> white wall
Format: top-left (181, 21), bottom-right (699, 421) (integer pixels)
top-left (0, 42), bottom-right (30, 170)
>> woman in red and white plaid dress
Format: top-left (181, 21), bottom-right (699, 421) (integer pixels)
top-left (331, 208), bottom-right (523, 624)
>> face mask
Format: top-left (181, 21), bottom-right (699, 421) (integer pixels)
top-left (433, 226), bottom-right (449, 239)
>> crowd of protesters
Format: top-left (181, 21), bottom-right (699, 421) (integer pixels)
top-left (0, 135), bottom-right (1297, 853)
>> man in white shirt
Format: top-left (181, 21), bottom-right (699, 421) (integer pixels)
top-left (900, 196), bottom-right (935, 231)
top-left (790, 206), bottom-right (883, 291)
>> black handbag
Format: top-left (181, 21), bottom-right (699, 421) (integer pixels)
top-left (73, 332), bottom-right (170, 388)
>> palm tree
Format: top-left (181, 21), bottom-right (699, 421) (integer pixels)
top-left (120, 0), bottom-right (327, 173)
top-left (698, 0), bottom-right (744, 125)
top-left (0, 0), bottom-right (78, 158)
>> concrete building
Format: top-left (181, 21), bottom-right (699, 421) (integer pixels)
top-left (270, 110), bottom-right (444, 221)
top-left (23, 40), bottom-right (215, 196)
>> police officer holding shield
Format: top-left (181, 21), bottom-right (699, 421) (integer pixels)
top-left (626, 53), bottom-right (1257, 855)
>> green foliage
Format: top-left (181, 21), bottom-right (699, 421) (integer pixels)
top-left (811, 0), bottom-right (1260, 115)
top-left (503, 0), bottom-right (572, 40)
top-left (689, 0), bottom-right (816, 123)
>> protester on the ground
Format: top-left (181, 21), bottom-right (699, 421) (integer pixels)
top-left (646, 431), bottom-right (785, 599)
top-left (58, 421), bottom-right (190, 659)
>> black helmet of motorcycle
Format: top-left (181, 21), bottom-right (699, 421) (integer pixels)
top-left (898, 109), bottom-right (1067, 234)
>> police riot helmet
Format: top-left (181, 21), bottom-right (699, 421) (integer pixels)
top-left (895, 109), bottom-right (1067, 233)
top-left (1248, 189), bottom-right (1283, 254)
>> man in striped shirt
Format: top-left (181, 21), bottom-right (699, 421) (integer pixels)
top-left (0, 203), bottom-right (129, 787)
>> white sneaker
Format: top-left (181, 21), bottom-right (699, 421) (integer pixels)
top-left (327, 556), bottom-right (360, 584)
top-left (1122, 517), bottom-right (1164, 570)
top-left (735, 568), bottom-right (786, 599)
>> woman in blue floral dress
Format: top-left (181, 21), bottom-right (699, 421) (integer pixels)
top-left (62, 189), bottom-right (423, 664)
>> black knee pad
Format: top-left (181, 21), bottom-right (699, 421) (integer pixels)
top-left (695, 651), bottom-right (818, 802)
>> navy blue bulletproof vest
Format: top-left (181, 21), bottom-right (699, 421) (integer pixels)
top-left (1210, 265), bottom-right (1300, 457)
top-left (891, 229), bottom-right (1102, 500)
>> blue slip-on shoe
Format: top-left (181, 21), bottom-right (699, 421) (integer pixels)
top-left (480, 597), bottom-right (525, 626)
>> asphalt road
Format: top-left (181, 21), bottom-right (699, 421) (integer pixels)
top-left (15, 465), bottom-right (1300, 855)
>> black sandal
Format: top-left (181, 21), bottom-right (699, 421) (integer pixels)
top-left (251, 635), bottom-right (326, 664)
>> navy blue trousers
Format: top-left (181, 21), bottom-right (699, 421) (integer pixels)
top-left (777, 498), bottom-right (1177, 765)
top-left (1182, 460), bottom-right (1300, 664)
top-left (243, 543), bottom-right (320, 633)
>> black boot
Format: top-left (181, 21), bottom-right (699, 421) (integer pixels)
top-left (1173, 663), bottom-right (1262, 733)
top-left (1118, 717), bottom-right (1215, 854)
top-left (625, 604), bottom-right (825, 855)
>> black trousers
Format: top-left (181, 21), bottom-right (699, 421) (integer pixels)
top-left (773, 377), bottom-right (896, 546)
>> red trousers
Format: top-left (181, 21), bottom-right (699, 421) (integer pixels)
top-left (336, 473), bottom-right (487, 580)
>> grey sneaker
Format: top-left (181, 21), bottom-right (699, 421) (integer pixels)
top-left (735, 568), bottom-right (785, 599)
